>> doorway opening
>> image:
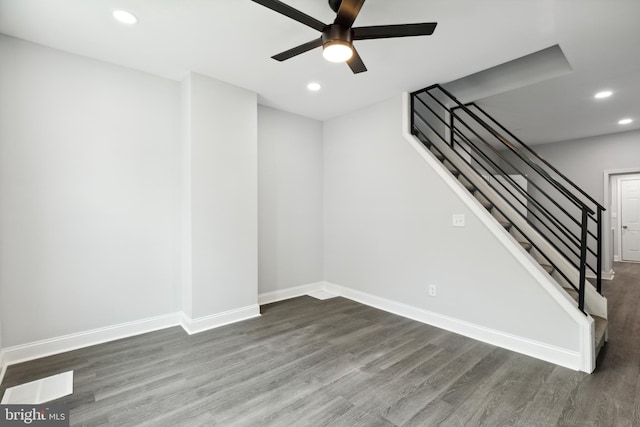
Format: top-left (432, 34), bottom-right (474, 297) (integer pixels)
top-left (617, 174), bottom-right (640, 262)
top-left (605, 169), bottom-right (640, 266)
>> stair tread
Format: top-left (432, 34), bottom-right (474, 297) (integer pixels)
top-left (518, 241), bottom-right (532, 251)
top-left (458, 176), bottom-right (475, 191)
top-left (593, 315), bottom-right (608, 355)
top-left (497, 219), bottom-right (511, 229)
top-left (430, 147), bottom-right (445, 161)
top-left (443, 160), bottom-right (458, 174)
top-left (540, 264), bottom-right (554, 274)
top-left (474, 192), bottom-right (492, 210)
top-left (565, 287), bottom-right (579, 300)
top-left (593, 315), bottom-right (608, 338)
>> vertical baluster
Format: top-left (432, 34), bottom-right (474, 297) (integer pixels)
top-left (449, 107), bottom-right (455, 148)
top-left (596, 207), bottom-right (603, 294)
top-left (578, 208), bottom-right (588, 312)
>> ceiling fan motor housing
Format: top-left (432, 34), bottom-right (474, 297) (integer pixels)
top-left (322, 24), bottom-right (353, 47)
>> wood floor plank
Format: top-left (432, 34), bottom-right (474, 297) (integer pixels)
top-left (219, 390), bottom-right (338, 426)
top-left (297, 396), bottom-right (356, 427)
top-left (0, 263), bottom-right (638, 426)
top-left (402, 398), bottom-right (459, 427)
top-left (633, 373), bottom-right (640, 426)
top-left (517, 365), bottom-right (585, 426)
top-left (451, 354), bottom-right (554, 426)
top-left (326, 404), bottom-right (396, 427)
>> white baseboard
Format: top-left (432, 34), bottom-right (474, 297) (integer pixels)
top-left (180, 305), bottom-right (260, 335)
top-left (255, 281), bottom-right (583, 370)
top-left (0, 279), bottom-right (589, 384)
top-left (258, 282), bottom-right (324, 305)
top-left (586, 270), bottom-right (615, 281)
top-left (0, 305), bottom-right (262, 385)
top-left (323, 281), bottom-right (583, 371)
top-left (0, 312), bottom-right (182, 374)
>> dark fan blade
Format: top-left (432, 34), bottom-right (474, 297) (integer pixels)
top-left (346, 47), bottom-right (367, 74)
top-left (334, 0), bottom-right (366, 28)
top-left (272, 38), bottom-right (323, 61)
top-left (353, 23), bottom-right (437, 40)
top-left (252, 0), bottom-right (326, 32)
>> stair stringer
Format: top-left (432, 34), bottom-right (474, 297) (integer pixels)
top-left (402, 92), bottom-right (597, 372)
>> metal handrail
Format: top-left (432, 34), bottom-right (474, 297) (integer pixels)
top-left (447, 107), bottom-right (600, 243)
top-left (463, 101), bottom-right (604, 293)
top-left (415, 92), bottom-right (599, 263)
top-left (413, 85), bottom-right (595, 214)
top-left (448, 137), bottom-right (592, 266)
top-left (466, 102), bottom-right (605, 211)
top-left (410, 84), bottom-right (605, 307)
top-left (411, 125), bottom-right (582, 305)
top-left (413, 111), bottom-right (589, 275)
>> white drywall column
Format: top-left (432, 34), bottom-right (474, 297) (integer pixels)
top-left (181, 73), bottom-right (259, 324)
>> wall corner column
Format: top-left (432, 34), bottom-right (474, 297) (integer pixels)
top-left (179, 72), bottom-right (259, 333)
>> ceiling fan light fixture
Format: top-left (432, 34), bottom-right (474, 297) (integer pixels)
top-left (322, 40), bottom-right (353, 63)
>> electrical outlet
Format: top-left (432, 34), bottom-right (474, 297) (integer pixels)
top-left (428, 284), bottom-right (437, 297)
top-left (452, 214), bottom-right (465, 227)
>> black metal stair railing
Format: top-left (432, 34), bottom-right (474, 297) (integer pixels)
top-left (410, 84), bottom-right (605, 312)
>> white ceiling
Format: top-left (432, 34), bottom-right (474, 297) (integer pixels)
top-left (1, 0), bottom-right (639, 144)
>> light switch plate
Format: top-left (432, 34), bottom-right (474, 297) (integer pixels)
top-left (452, 214), bottom-right (465, 227)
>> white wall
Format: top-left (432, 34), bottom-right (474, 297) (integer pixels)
top-left (323, 94), bottom-right (579, 350)
top-left (0, 35), bottom-right (182, 347)
top-left (0, 276), bottom-right (3, 353)
top-left (183, 73), bottom-right (258, 319)
top-left (0, 305), bottom-right (3, 354)
top-left (258, 106), bottom-right (323, 295)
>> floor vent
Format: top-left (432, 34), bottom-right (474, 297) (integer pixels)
top-left (1, 371), bottom-right (73, 404)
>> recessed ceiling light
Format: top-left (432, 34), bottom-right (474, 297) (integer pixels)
top-left (594, 90), bottom-right (612, 99)
top-left (618, 118), bottom-right (633, 125)
top-left (307, 82), bottom-right (321, 91)
top-left (113, 10), bottom-right (139, 25)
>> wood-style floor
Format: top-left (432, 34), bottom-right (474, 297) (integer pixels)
top-left (1, 262), bottom-right (639, 426)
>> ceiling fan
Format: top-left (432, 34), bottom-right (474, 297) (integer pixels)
top-left (252, 0), bottom-right (438, 74)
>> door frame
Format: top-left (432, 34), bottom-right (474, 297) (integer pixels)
top-left (618, 174), bottom-right (640, 262)
top-left (604, 168), bottom-right (640, 270)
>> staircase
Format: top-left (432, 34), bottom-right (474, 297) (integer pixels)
top-left (410, 85), bottom-right (608, 369)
